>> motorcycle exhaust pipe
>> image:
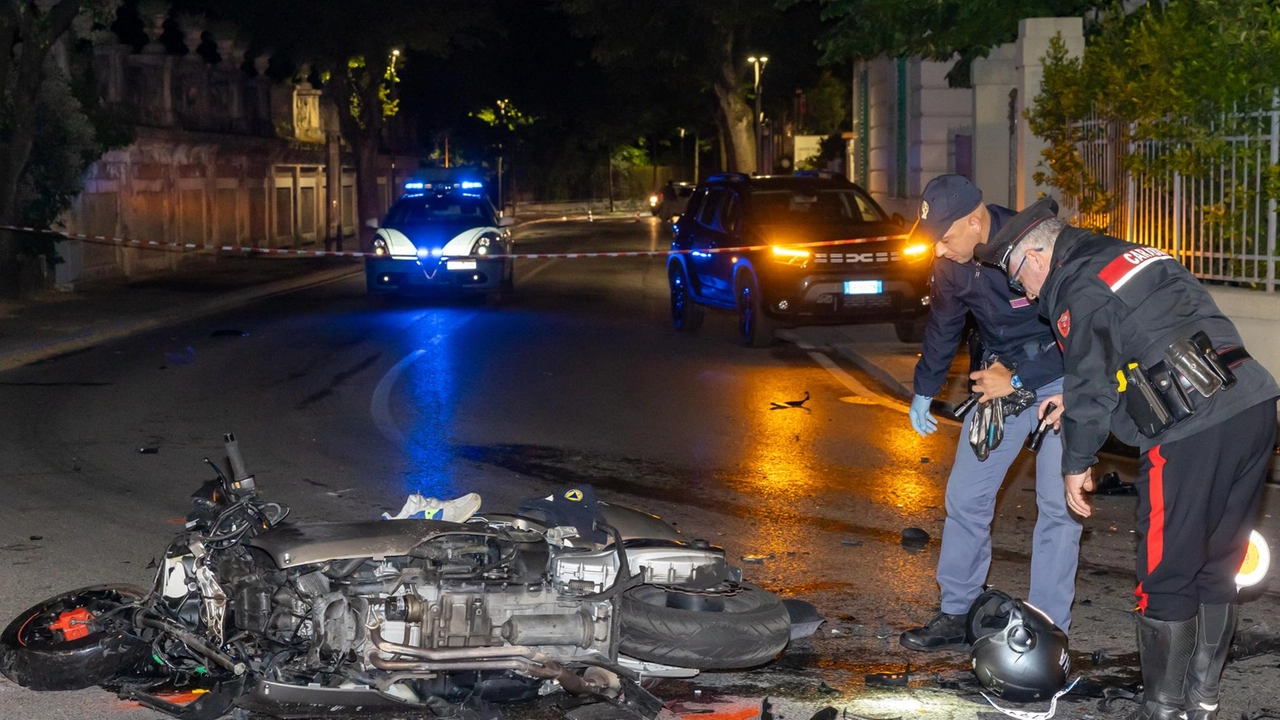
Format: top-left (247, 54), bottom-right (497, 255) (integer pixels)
top-left (501, 612), bottom-right (593, 649)
top-left (365, 651), bottom-right (606, 697)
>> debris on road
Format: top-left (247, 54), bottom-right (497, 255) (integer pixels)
top-left (742, 555), bottom-right (766, 564)
top-left (770, 391), bottom-right (811, 411)
top-left (28, 536), bottom-right (41, 541)
top-left (138, 447), bottom-right (159, 454)
top-left (901, 527), bottom-right (930, 547)
top-left (840, 539), bottom-right (863, 547)
top-left (1095, 471), bottom-right (1137, 496)
top-left (782, 599), bottom-right (825, 639)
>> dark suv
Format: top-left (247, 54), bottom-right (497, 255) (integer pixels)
top-left (667, 172), bottom-right (932, 347)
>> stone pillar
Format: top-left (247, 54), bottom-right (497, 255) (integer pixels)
top-left (1015, 17), bottom-right (1084, 209)
top-left (972, 43), bottom-right (1018, 208)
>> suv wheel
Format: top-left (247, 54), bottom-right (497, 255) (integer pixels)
top-left (894, 316), bottom-right (928, 343)
top-left (735, 270), bottom-right (776, 348)
top-left (669, 265), bottom-right (705, 331)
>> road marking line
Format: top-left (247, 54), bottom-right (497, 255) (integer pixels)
top-left (806, 350), bottom-right (910, 414)
top-left (517, 258), bottom-right (562, 283)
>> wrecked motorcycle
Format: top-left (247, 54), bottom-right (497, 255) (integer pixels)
top-left (0, 434), bottom-right (793, 719)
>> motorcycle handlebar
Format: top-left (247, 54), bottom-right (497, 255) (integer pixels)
top-left (224, 432), bottom-right (248, 481)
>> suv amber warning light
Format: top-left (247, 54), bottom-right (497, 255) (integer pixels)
top-left (903, 242), bottom-right (931, 259)
top-left (771, 246), bottom-right (811, 266)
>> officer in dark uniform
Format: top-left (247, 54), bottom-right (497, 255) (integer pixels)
top-left (900, 175), bottom-right (1081, 651)
top-left (978, 205), bottom-right (1280, 720)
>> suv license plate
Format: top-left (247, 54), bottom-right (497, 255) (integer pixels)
top-left (447, 260), bottom-right (478, 271)
top-left (844, 280), bottom-right (883, 295)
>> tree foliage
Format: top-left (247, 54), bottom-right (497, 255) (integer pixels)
top-left (1027, 0), bottom-right (1280, 213)
top-left (557, 0), bottom-right (830, 174)
top-left (0, 0), bottom-right (123, 289)
top-left (798, 0), bottom-right (1108, 86)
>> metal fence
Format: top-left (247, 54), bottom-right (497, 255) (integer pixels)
top-left (1063, 93), bottom-right (1280, 291)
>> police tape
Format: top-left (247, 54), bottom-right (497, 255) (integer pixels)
top-left (0, 224), bottom-right (915, 261)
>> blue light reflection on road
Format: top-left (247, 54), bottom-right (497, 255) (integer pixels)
top-left (397, 310), bottom-right (469, 499)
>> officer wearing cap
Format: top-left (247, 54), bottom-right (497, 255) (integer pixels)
top-left (980, 210), bottom-right (1278, 720)
top-left (899, 175), bottom-right (1081, 652)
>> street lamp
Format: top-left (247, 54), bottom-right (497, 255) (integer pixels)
top-left (747, 55), bottom-right (769, 173)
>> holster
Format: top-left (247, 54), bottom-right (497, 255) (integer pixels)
top-left (1120, 334), bottom-right (1250, 438)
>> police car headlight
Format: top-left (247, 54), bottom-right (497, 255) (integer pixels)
top-left (472, 233), bottom-right (502, 256)
top-left (373, 238), bottom-right (389, 256)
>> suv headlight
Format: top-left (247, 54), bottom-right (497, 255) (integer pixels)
top-left (771, 245), bottom-right (810, 267)
top-left (373, 237), bottom-right (390, 256)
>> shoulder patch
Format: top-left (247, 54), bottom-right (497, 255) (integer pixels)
top-left (1057, 310), bottom-right (1071, 338)
top-left (1097, 246), bottom-right (1173, 291)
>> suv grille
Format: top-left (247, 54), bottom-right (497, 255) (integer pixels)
top-left (813, 250), bottom-right (901, 267)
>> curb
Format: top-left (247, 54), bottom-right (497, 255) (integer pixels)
top-left (0, 263), bottom-right (361, 374)
top-left (830, 343), bottom-right (914, 401)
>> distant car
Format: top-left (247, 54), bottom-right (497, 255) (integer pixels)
top-left (365, 177), bottom-right (514, 301)
top-left (667, 171), bottom-right (932, 347)
top-left (656, 181), bottom-right (695, 222)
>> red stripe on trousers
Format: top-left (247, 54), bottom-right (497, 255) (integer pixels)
top-left (1147, 446), bottom-right (1167, 573)
top-left (1134, 446), bottom-right (1167, 615)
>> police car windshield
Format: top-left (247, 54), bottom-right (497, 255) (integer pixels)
top-left (747, 189), bottom-right (885, 225)
top-left (385, 196), bottom-right (494, 226)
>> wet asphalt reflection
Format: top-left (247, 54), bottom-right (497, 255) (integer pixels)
top-left (0, 217), bottom-right (1277, 718)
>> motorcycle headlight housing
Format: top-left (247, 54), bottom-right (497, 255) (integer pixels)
top-left (373, 237), bottom-right (390, 256)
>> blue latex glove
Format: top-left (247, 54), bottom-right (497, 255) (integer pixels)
top-left (910, 394), bottom-right (938, 436)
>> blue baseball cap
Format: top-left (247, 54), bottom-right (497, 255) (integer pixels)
top-left (910, 175), bottom-right (983, 242)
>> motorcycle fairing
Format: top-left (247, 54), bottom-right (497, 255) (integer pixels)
top-left (248, 519), bottom-right (502, 569)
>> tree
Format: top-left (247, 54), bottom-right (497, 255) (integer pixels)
top-left (177, 0), bottom-right (493, 251)
top-left (798, 0), bottom-right (1108, 86)
top-left (558, 0), bottom-right (826, 174)
top-left (0, 0), bottom-right (120, 293)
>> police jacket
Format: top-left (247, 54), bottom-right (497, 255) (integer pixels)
top-left (1039, 227), bottom-right (1280, 475)
top-left (913, 204), bottom-right (1064, 398)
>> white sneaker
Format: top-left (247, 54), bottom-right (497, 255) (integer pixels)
top-left (381, 492), bottom-right (482, 522)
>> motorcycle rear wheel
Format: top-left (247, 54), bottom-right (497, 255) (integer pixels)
top-left (618, 583), bottom-right (791, 670)
top-left (0, 585), bottom-right (150, 691)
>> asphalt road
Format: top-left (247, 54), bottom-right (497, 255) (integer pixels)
top-left (1, 217), bottom-right (1278, 719)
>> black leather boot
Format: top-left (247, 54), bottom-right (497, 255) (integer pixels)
top-left (1130, 613), bottom-right (1196, 720)
top-left (1184, 604), bottom-right (1237, 720)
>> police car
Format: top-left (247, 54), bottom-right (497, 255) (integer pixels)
top-left (365, 173), bottom-right (515, 300)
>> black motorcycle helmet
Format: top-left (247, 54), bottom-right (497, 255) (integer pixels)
top-left (969, 592), bottom-right (1070, 702)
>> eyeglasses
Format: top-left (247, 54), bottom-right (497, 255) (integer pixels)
top-left (1008, 252), bottom-right (1030, 294)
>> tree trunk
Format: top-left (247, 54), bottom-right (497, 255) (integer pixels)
top-left (353, 136), bottom-right (381, 253)
top-left (712, 80), bottom-right (755, 174)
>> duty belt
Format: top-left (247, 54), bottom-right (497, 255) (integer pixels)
top-left (1120, 333), bottom-right (1250, 438)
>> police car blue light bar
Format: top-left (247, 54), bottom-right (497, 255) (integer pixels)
top-left (404, 181), bottom-right (425, 190)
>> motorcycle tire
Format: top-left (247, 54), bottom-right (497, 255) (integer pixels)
top-left (618, 583), bottom-right (791, 670)
top-left (0, 585), bottom-right (150, 691)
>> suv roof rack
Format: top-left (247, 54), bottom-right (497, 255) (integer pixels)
top-left (707, 172), bottom-right (750, 183)
top-left (792, 170), bottom-right (849, 182)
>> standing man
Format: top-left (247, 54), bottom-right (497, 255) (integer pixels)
top-left (901, 175), bottom-right (1082, 651)
top-left (980, 208), bottom-right (1279, 720)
